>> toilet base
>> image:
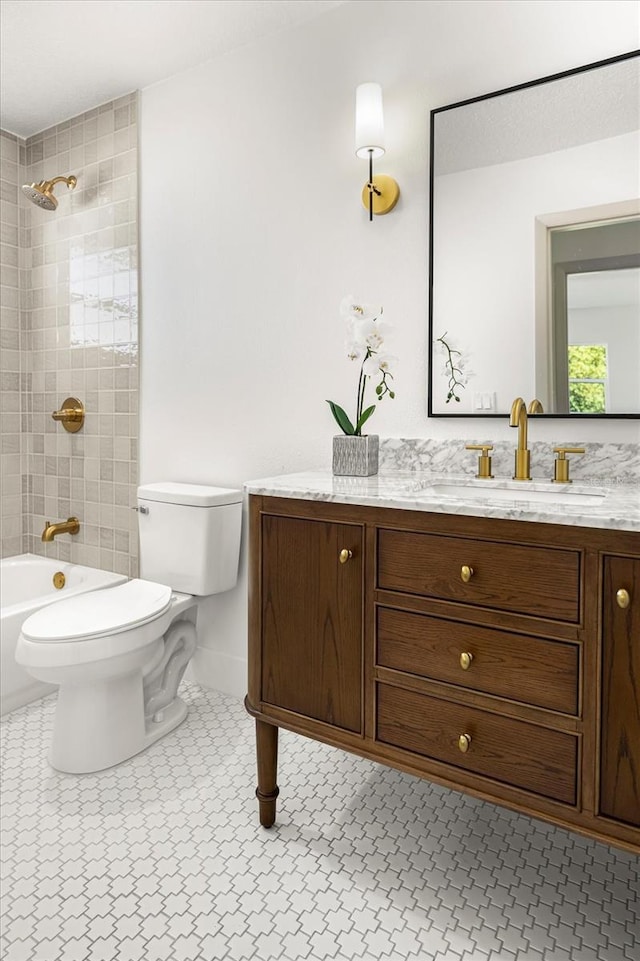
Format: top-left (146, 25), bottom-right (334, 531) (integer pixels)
top-left (49, 668), bottom-right (189, 774)
top-left (144, 695), bottom-right (188, 749)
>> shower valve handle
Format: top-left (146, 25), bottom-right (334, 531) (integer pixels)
top-left (51, 397), bottom-right (84, 433)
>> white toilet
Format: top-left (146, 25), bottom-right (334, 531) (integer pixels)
top-left (16, 482), bottom-right (242, 774)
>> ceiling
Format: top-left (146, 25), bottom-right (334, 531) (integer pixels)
top-left (0, 0), bottom-right (347, 138)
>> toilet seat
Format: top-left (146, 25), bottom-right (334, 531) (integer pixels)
top-left (21, 579), bottom-right (172, 643)
top-left (17, 580), bottom-right (174, 670)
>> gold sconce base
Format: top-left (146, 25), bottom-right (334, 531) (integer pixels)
top-left (361, 174), bottom-right (400, 215)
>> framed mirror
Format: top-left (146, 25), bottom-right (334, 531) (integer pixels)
top-left (428, 50), bottom-right (640, 418)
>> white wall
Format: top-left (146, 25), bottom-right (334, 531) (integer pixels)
top-left (140, 0), bottom-right (640, 697)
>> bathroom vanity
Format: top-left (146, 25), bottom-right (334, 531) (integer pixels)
top-left (245, 473), bottom-right (640, 853)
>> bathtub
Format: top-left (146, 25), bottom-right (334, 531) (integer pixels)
top-left (0, 554), bottom-right (127, 716)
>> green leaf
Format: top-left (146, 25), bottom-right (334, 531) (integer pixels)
top-left (355, 405), bottom-right (376, 433)
top-left (326, 400), bottom-right (355, 435)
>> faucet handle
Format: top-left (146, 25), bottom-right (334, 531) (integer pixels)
top-left (465, 444), bottom-right (494, 479)
top-left (552, 447), bottom-right (585, 484)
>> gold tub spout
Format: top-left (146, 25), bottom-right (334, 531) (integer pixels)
top-left (42, 517), bottom-right (80, 542)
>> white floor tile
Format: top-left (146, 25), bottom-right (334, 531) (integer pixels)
top-left (1, 683), bottom-right (638, 961)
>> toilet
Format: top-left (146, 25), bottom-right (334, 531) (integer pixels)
top-left (16, 482), bottom-right (242, 774)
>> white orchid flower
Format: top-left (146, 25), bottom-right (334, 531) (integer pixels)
top-left (377, 353), bottom-right (398, 374)
top-left (345, 341), bottom-right (366, 362)
top-left (353, 318), bottom-right (392, 351)
top-left (328, 296), bottom-right (397, 437)
top-left (340, 295), bottom-right (381, 324)
top-left (362, 354), bottom-right (381, 376)
top-left (362, 352), bottom-right (398, 376)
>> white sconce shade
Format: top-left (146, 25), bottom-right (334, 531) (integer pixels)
top-left (355, 82), bottom-right (385, 159)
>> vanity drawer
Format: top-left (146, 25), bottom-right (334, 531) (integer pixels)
top-left (377, 530), bottom-right (580, 621)
top-left (377, 684), bottom-right (577, 805)
top-left (377, 607), bottom-right (579, 714)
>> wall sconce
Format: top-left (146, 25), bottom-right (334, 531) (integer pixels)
top-left (355, 82), bottom-right (400, 222)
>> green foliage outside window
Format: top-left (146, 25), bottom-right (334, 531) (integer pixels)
top-left (568, 345), bottom-right (607, 413)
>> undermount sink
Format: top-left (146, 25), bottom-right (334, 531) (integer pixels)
top-left (425, 483), bottom-right (606, 506)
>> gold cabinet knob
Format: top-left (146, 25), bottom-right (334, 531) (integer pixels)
top-left (461, 565), bottom-right (474, 583)
top-left (616, 588), bottom-right (630, 609)
top-left (458, 734), bottom-right (471, 753)
top-left (339, 549), bottom-right (353, 564)
top-left (459, 652), bottom-right (473, 670)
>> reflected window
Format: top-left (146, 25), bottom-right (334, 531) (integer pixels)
top-left (568, 344), bottom-right (608, 413)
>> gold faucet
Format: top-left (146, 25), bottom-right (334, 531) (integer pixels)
top-left (41, 517), bottom-right (80, 542)
top-left (509, 398), bottom-right (544, 481)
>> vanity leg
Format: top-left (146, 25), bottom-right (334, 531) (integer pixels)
top-left (255, 719), bottom-right (279, 828)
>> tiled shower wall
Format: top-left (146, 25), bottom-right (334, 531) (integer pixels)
top-left (0, 94), bottom-right (139, 576)
top-left (0, 132), bottom-right (22, 557)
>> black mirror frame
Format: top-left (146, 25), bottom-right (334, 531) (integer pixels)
top-left (428, 49), bottom-right (640, 420)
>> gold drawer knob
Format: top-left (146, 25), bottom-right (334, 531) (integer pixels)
top-left (458, 733), bottom-right (472, 753)
top-left (339, 549), bottom-right (353, 564)
top-left (616, 588), bottom-right (630, 609)
top-left (461, 565), bottom-right (474, 583)
top-left (459, 652), bottom-right (473, 670)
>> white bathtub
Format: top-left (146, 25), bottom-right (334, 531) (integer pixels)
top-left (0, 553), bottom-right (127, 716)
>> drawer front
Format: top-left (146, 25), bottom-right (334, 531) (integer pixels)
top-left (377, 607), bottom-right (579, 714)
top-left (377, 684), bottom-right (577, 804)
top-left (377, 530), bottom-right (580, 621)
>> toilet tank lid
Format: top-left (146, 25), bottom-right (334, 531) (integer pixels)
top-left (137, 482), bottom-right (242, 507)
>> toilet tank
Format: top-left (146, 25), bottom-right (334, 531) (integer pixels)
top-left (137, 482), bottom-right (242, 596)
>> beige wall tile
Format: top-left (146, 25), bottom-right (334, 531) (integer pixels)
top-left (0, 94), bottom-right (139, 570)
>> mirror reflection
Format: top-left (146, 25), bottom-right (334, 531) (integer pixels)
top-left (429, 51), bottom-right (640, 417)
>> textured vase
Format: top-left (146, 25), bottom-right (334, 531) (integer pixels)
top-left (332, 434), bottom-right (379, 476)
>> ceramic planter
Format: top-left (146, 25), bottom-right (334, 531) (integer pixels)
top-left (332, 434), bottom-right (379, 476)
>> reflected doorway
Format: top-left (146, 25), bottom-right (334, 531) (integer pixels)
top-left (550, 217), bottom-right (640, 414)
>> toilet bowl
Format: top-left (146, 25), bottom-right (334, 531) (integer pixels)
top-left (16, 482), bottom-right (242, 774)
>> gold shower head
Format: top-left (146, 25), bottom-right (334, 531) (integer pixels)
top-left (21, 175), bottom-right (77, 211)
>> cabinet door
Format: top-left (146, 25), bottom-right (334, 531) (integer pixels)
top-left (600, 556), bottom-right (640, 826)
top-left (261, 514), bottom-right (363, 733)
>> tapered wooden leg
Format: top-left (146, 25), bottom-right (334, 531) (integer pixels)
top-left (255, 719), bottom-right (279, 828)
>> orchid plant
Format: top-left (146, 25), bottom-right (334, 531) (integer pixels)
top-left (326, 296), bottom-right (397, 436)
top-left (436, 331), bottom-right (472, 404)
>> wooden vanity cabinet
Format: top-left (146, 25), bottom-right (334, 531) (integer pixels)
top-left (246, 495), bottom-right (640, 852)
top-left (600, 556), bottom-right (640, 828)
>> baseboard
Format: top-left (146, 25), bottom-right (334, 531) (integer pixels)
top-left (187, 646), bottom-right (247, 700)
top-left (1, 680), bottom-right (56, 717)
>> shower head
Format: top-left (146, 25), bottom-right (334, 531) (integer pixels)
top-left (21, 175), bottom-right (77, 211)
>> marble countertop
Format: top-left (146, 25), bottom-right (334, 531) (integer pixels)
top-left (244, 471), bottom-right (640, 532)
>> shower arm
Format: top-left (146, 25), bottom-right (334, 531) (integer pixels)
top-left (46, 176), bottom-right (77, 189)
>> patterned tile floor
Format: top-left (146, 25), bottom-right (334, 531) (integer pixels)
top-left (1, 683), bottom-right (638, 961)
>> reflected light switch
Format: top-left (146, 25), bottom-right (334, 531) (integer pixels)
top-left (473, 392), bottom-right (496, 411)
